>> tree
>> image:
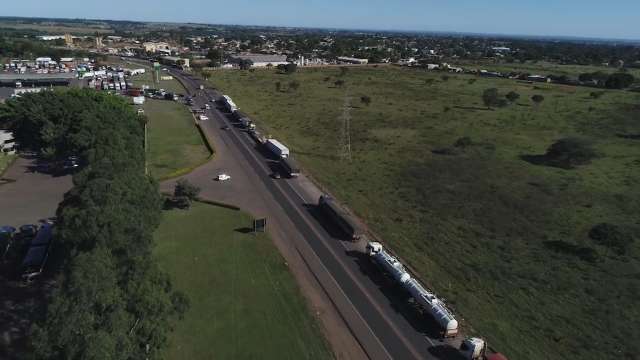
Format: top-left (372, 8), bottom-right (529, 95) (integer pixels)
top-left (531, 94), bottom-right (545, 107)
top-left (275, 81), bottom-right (281, 92)
top-left (441, 75), bottom-right (450, 82)
top-left (206, 48), bottom-right (223, 67)
top-left (544, 137), bottom-right (597, 168)
top-left (360, 95), bottom-right (372, 106)
top-left (505, 91), bottom-right (520, 103)
top-left (201, 70), bottom-right (213, 81)
top-left (339, 66), bottom-right (349, 77)
top-left (334, 79), bottom-right (345, 88)
top-left (482, 88), bottom-right (500, 108)
top-left (605, 73), bottom-right (634, 89)
top-left (284, 63), bottom-right (297, 74)
top-left (590, 91), bottom-right (605, 99)
top-left (288, 80), bottom-right (300, 92)
top-left (238, 59), bottom-right (253, 70)
top-left (174, 178), bottom-right (200, 201)
top-left (589, 223), bottom-right (634, 255)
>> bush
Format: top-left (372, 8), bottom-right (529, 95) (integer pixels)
top-left (589, 223), bottom-right (634, 255)
top-left (360, 95), bottom-right (372, 106)
top-left (174, 178), bottom-right (201, 201)
top-left (545, 137), bottom-right (598, 168)
top-left (605, 73), bottom-right (634, 89)
top-left (505, 91), bottom-right (520, 103)
top-left (454, 136), bottom-right (473, 148)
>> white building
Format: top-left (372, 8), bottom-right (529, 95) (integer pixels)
top-left (143, 42), bottom-right (170, 53)
top-left (337, 56), bottom-right (369, 65)
top-left (229, 54), bottom-right (289, 68)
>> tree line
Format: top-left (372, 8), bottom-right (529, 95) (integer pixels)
top-left (0, 89), bottom-right (188, 359)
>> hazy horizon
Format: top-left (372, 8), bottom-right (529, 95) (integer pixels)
top-left (2, 0), bottom-right (640, 41)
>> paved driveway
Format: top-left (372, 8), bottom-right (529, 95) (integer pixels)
top-left (0, 155), bottom-right (73, 228)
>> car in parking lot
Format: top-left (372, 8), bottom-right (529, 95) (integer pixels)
top-left (217, 173), bottom-right (231, 181)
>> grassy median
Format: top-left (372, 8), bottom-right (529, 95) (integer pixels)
top-left (144, 99), bottom-right (211, 179)
top-left (207, 66), bottom-right (640, 360)
top-left (0, 153), bottom-right (16, 176)
top-left (154, 202), bottom-right (333, 360)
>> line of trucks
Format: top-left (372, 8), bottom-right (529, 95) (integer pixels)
top-left (215, 94), bottom-right (506, 359)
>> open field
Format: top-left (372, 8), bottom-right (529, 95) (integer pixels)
top-left (455, 59), bottom-right (640, 79)
top-left (0, 22), bottom-right (113, 34)
top-left (207, 66), bottom-right (640, 360)
top-left (144, 99), bottom-right (211, 179)
top-left (0, 153), bottom-right (16, 175)
top-left (154, 202), bottom-right (333, 360)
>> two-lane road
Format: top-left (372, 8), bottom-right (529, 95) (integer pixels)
top-left (167, 67), bottom-right (459, 360)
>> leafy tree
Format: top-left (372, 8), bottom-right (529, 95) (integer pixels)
top-left (590, 91), bottom-right (605, 99)
top-left (284, 63), bottom-right (297, 74)
top-left (206, 48), bottom-right (223, 67)
top-left (482, 88), bottom-right (500, 108)
top-left (441, 75), bottom-right (450, 82)
top-left (589, 223), bottom-right (634, 255)
top-left (505, 91), bottom-right (520, 103)
top-left (544, 137), bottom-right (597, 168)
top-left (174, 178), bottom-right (200, 201)
top-left (360, 95), bottom-right (372, 106)
top-left (605, 73), bottom-right (635, 89)
top-left (238, 59), bottom-right (253, 70)
top-left (339, 66), bottom-right (349, 77)
top-left (454, 136), bottom-right (473, 148)
top-left (531, 94), bottom-right (545, 106)
top-left (334, 79), bottom-right (345, 88)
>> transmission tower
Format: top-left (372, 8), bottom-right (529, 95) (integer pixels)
top-left (339, 94), bottom-right (352, 161)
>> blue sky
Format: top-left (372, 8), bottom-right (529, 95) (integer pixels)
top-left (4, 0), bottom-right (639, 40)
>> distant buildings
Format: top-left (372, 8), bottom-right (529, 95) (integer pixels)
top-left (337, 57), bottom-right (369, 65)
top-left (229, 54), bottom-right (288, 67)
top-left (143, 42), bottom-right (171, 54)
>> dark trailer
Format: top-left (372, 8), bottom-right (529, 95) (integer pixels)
top-left (318, 195), bottom-right (363, 241)
top-left (279, 157), bottom-right (300, 178)
top-left (21, 224), bottom-right (53, 280)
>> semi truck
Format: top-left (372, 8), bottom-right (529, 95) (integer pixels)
top-left (459, 338), bottom-right (508, 360)
top-left (220, 95), bottom-right (237, 113)
top-left (318, 195), bottom-right (363, 241)
top-left (365, 241), bottom-right (459, 337)
top-left (265, 139), bottom-right (289, 158)
top-left (279, 157), bottom-right (300, 177)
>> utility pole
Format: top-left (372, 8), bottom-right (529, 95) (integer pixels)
top-left (339, 94), bottom-right (352, 162)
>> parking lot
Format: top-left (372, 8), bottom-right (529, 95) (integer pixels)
top-left (0, 155), bottom-right (73, 227)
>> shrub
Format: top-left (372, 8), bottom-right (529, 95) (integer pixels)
top-left (589, 223), bottom-right (634, 255)
top-left (360, 95), bottom-right (372, 106)
top-left (545, 137), bottom-right (597, 168)
top-left (174, 178), bottom-right (201, 201)
top-left (454, 137), bottom-right (473, 148)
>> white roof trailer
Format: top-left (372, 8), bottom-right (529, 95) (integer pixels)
top-left (265, 139), bottom-right (290, 158)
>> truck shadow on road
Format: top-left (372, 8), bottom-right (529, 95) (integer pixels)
top-left (301, 203), bottom-right (353, 242)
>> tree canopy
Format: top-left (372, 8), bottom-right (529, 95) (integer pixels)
top-left (0, 89), bottom-right (187, 359)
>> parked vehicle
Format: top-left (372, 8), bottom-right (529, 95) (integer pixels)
top-left (459, 338), bottom-right (508, 360)
top-left (317, 195), bottom-right (363, 241)
top-left (199, 115), bottom-right (209, 121)
top-left (265, 139), bottom-right (290, 158)
top-left (217, 173), bottom-right (231, 181)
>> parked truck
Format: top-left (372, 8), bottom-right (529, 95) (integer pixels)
top-left (265, 139), bottom-right (289, 158)
top-left (366, 241), bottom-right (459, 337)
top-left (318, 195), bottom-right (363, 241)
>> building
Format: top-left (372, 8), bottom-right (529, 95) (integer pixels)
top-left (143, 42), bottom-right (170, 53)
top-left (229, 54), bottom-right (289, 68)
top-left (337, 57), bottom-right (369, 65)
top-left (161, 56), bottom-right (190, 68)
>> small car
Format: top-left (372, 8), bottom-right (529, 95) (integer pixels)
top-left (217, 174), bottom-right (231, 181)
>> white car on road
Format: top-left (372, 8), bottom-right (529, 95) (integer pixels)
top-left (217, 173), bottom-right (231, 181)
top-left (199, 115), bottom-right (209, 121)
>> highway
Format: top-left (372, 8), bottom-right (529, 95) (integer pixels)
top-left (165, 66), bottom-right (461, 360)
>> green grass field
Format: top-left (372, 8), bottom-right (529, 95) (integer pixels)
top-left (154, 202), bottom-right (333, 360)
top-left (144, 99), bottom-right (211, 179)
top-left (207, 66), bottom-right (640, 360)
top-left (0, 153), bottom-right (16, 175)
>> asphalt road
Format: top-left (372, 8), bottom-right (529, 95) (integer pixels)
top-left (166, 67), bottom-right (462, 360)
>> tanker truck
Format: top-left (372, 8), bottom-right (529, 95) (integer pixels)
top-left (365, 241), bottom-right (459, 337)
top-left (459, 337), bottom-right (508, 360)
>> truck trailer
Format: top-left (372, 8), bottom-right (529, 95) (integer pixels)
top-left (318, 195), bottom-right (362, 241)
top-left (265, 139), bottom-right (290, 158)
top-left (279, 157), bottom-right (300, 177)
top-left (366, 241), bottom-right (459, 337)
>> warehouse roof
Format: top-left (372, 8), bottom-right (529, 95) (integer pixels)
top-left (230, 54), bottom-right (287, 63)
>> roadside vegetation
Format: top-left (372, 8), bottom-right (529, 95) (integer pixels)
top-left (0, 153), bottom-right (16, 175)
top-left (207, 66), bottom-right (640, 360)
top-left (0, 89), bottom-right (187, 359)
top-left (154, 202), bottom-right (333, 360)
top-left (144, 99), bottom-right (211, 180)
